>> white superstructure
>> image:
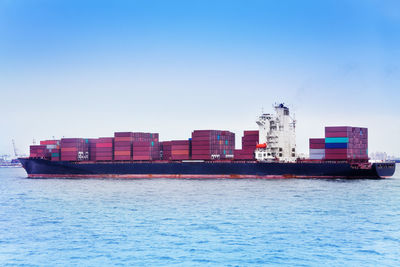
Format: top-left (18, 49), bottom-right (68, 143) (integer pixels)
top-left (255, 103), bottom-right (297, 162)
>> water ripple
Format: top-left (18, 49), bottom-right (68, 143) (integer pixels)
top-left (0, 166), bottom-right (399, 266)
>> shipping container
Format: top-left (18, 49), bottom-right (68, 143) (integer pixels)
top-left (325, 143), bottom-right (348, 149)
top-left (325, 137), bottom-right (349, 143)
top-left (309, 138), bottom-right (325, 144)
top-left (191, 130), bottom-right (235, 160)
top-left (325, 126), bottom-right (352, 132)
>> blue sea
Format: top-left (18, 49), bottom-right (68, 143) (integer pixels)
top-left (1, 166), bottom-right (399, 266)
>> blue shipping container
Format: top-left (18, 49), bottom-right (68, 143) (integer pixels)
top-left (325, 143), bottom-right (348, 149)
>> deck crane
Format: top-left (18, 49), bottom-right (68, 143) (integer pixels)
top-left (12, 139), bottom-right (19, 157)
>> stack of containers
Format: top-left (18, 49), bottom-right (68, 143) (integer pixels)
top-left (40, 140), bottom-right (61, 161)
top-left (132, 141), bottom-right (159, 160)
top-left (191, 130), bottom-right (235, 160)
top-left (95, 137), bottom-right (114, 161)
top-left (88, 139), bottom-right (98, 161)
top-left (309, 138), bottom-right (325, 160)
top-left (324, 127), bottom-right (368, 161)
top-left (348, 127), bottom-right (368, 160)
top-left (132, 133), bottom-right (160, 161)
top-left (161, 141), bottom-right (172, 160)
top-left (114, 132), bottom-right (134, 161)
top-left (170, 140), bottom-right (190, 160)
top-left (242, 131), bottom-right (259, 149)
top-left (60, 138), bottom-right (89, 161)
top-left (29, 145), bottom-right (49, 159)
top-left (234, 130), bottom-right (259, 160)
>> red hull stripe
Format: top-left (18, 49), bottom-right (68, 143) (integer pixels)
top-left (27, 174), bottom-right (364, 179)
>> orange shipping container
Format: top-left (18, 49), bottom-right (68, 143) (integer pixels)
top-left (171, 150), bottom-right (189, 155)
top-left (114, 151), bottom-right (131, 156)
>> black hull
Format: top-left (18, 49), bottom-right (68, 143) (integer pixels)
top-left (18, 158), bottom-right (396, 179)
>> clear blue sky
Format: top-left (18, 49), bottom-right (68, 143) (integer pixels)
top-left (1, 0), bottom-right (399, 157)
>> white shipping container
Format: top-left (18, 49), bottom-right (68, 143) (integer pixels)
top-left (310, 154), bottom-right (324, 160)
top-left (309, 149), bottom-right (325, 154)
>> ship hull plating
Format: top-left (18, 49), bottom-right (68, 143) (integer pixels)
top-left (19, 158), bottom-right (395, 179)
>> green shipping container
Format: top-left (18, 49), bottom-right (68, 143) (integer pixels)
top-left (325, 137), bottom-right (349, 143)
top-left (52, 153), bottom-right (60, 157)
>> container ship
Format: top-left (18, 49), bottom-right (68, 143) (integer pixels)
top-left (19, 104), bottom-right (396, 179)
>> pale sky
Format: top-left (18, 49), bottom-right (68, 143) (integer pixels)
top-left (1, 0), bottom-right (399, 157)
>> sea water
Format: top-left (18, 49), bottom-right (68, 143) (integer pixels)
top-left (0, 165), bottom-right (399, 266)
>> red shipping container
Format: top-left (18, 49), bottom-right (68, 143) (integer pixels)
top-left (40, 140), bottom-right (60, 145)
top-left (114, 132), bottom-right (134, 137)
top-left (114, 141), bottom-right (132, 147)
top-left (96, 143), bottom-right (113, 148)
top-left (95, 147), bottom-right (113, 152)
top-left (325, 154), bottom-right (349, 160)
top-left (95, 156), bottom-right (113, 161)
top-left (61, 147), bottom-right (78, 151)
top-left (309, 138), bottom-right (325, 144)
top-left (192, 150), bottom-right (212, 155)
top-left (98, 137), bottom-right (114, 143)
top-left (325, 132), bottom-right (349, 138)
top-left (243, 130), bottom-right (259, 136)
top-left (60, 143), bottom-right (80, 148)
top-left (192, 145), bottom-right (211, 150)
top-left (309, 143), bottom-right (325, 149)
top-left (325, 149), bottom-right (348, 154)
top-left (114, 146), bottom-right (132, 151)
top-left (60, 152), bottom-right (77, 157)
top-left (191, 140), bottom-right (210, 146)
top-left (171, 145), bottom-right (189, 150)
top-left (61, 157), bottom-right (78, 161)
top-left (325, 126), bottom-right (352, 132)
top-left (171, 155), bottom-right (190, 160)
top-left (114, 155), bottom-right (131, 160)
top-left (60, 138), bottom-right (83, 143)
top-left (114, 137), bottom-right (133, 142)
top-left (171, 151), bottom-right (189, 156)
top-left (171, 140), bottom-right (189, 145)
top-left (191, 136), bottom-right (212, 141)
top-left (114, 151), bottom-right (131, 156)
top-left (191, 155), bottom-right (211, 160)
top-left (95, 152), bottom-right (114, 157)
top-left (132, 156), bottom-right (152, 160)
top-left (133, 141), bottom-right (153, 146)
top-left (133, 147), bottom-right (152, 152)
